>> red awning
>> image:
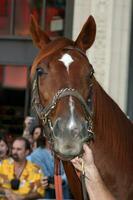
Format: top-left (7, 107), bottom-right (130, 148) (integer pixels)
top-left (3, 65), bottom-right (27, 89)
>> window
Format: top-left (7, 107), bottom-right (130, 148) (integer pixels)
top-left (0, 65), bottom-right (28, 135)
top-left (0, 0), bottom-right (66, 37)
top-left (0, 0), bottom-right (73, 135)
top-left (0, 0), bottom-right (11, 35)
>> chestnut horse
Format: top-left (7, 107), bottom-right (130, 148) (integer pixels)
top-left (30, 15), bottom-right (133, 200)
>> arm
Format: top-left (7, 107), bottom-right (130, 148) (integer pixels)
top-left (22, 192), bottom-right (42, 200)
top-left (71, 144), bottom-right (116, 200)
top-left (0, 186), bottom-right (6, 195)
top-left (4, 190), bottom-right (42, 200)
top-left (84, 164), bottom-right (115, 200)
top-left (22, 116), bottom-right (33, 137)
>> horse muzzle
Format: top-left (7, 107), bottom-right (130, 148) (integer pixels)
top-left (51, 117), bottom-right (92, 160)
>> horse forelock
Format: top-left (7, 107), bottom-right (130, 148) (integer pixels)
top-left (30, 38), bottom-right (74, 80)
top-left (93, 80), bottom-right (133, 171)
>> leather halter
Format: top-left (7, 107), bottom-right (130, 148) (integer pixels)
top-left (32, 74), bottom-right (94, 146)
top-left (32, 46), bottom-right (94, 142)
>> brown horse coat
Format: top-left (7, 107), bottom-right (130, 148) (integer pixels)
top-left (30, 15), bottom-right (133, 200)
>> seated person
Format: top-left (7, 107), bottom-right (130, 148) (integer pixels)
top-left (0, 137), bottom-right (9, 162)
top-left (0, 137), bottom-right (47, 200)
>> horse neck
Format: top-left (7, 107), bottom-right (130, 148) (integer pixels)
top-left (93, 80), bottom-right (133, 169)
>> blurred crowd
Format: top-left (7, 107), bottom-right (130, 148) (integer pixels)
top-left (0, 116), bottom-right (73, 200)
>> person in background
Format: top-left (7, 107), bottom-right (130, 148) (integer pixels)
top-left (0, 137), bottom-right (46, 200)
top-left (28, 135), bottom-right (73, 199)
top-left (71, 144), bottom-right (116, 200)
top-left (30, 125), bottom-right (43, 149)
top-left (28, 135), bottom-right (55, 199)
top-left (23, 116), bottom-right (43, 150)
top-left (23, 116), bottom-right (42, 150)
top-left (23, 116), bottom-right (34, 138)
top-left (0, 137), bottom-right (9, 161)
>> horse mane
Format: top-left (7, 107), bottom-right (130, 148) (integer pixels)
top-left (93, 79), bottom-right (133, 171)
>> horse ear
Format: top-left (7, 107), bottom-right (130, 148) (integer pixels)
top-left (75, 15), bottom-right (96, 51)
top-left (30, 15), bottom-right (51, 49)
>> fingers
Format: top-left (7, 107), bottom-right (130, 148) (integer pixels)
top-left (5, 190), bottom-right (14, 200)
top-left (42, 176), bottom-right (48, 188)
top-left (71, 157), bottom-right (83, 172)
top-left (71, 144), bottom-right (95, 171)
top-left (83, 144), bottom-right (95, 166)
top-left (71, 157), bottom-right (83, 164)
top-left (83, 143), bottom-right (92, 153)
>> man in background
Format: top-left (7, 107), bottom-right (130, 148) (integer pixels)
top-left (0, 137), bottom-right (46, 200)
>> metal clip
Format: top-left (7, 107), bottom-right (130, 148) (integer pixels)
top-left (42, 117), bottom-right (47, 126)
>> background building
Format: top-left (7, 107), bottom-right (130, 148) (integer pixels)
top-left (73, 0), bottom-right (133, 115)
top-left (0, 0), bottom-right (132, 137)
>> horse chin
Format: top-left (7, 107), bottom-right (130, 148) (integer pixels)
top-left (51, 135), bottom-right (90, 161)
top-left (54, 150), bottom-right (82, 161)
top-left (53, 141), bottom-right (83, 161)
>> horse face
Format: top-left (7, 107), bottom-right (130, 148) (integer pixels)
top-left (30, 15), bottom-right (96, 160)
top-left (37, 49), bottom-right (94, 159)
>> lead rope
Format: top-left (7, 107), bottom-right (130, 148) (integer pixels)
top-left (81, 160), bottom-right (90, 200)
top-left (54, 156), bottom-right (63, 200)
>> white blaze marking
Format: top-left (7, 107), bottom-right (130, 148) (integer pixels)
top-left (67, 96), bottom-right (76, 130)
top-left (69, 96), bottom-right (74, 114)
top-left (59, 53), bottom-right (74, 73)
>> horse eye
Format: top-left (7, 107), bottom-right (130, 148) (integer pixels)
top-left (36, 67), bottom-right (48, 76)
top-left (36, 68), bottom-right (44, 76)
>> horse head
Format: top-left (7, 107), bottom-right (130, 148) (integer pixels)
top-left (30, 15), bottom-right (96, 160)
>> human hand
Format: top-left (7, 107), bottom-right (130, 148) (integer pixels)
top-left (41, 176), bottom-right (48, 188)
top-left (82, 143), bottom-right (95, 167)
top-left (4, 189), bottom-right (24, 200)
top-left (71, 144), bottom-right (94, 170)
top-left (24, 116), bottom-right (34, 129)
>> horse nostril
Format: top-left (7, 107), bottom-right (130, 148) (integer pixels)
top-left (71, 128), bottom-right (80, 137)
top-left (53, 118), bottom-right (65, 137)
top-left (65, 144), bottom-right (72, 149)
top-left (56, 118), bottom-right (64, 130)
